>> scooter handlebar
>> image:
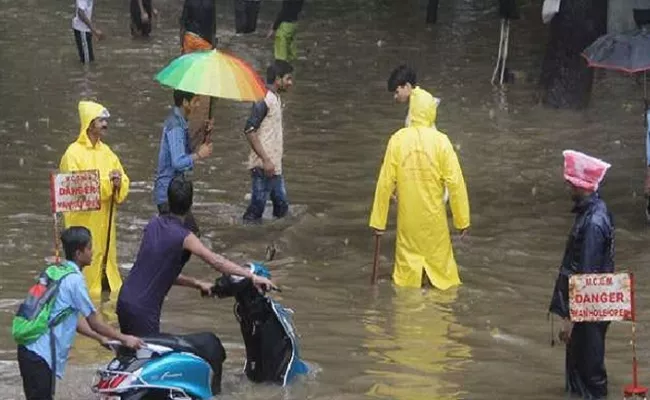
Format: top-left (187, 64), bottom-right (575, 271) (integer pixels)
top-left (208, 263), bottom-right (281, 298)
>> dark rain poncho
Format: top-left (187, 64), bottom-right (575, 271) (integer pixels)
top-left (548, 192), bottom-right (614, 399)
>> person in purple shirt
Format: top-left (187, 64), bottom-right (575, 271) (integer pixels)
top-left (117, 175), bottom-right (276, 336)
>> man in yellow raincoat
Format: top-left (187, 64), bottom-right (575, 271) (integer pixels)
top-left (387, 64), bottom-right (450, 203)
top-left (59, 101), bottom-right (130, 297)
top-left (369, 126), bottom-right (470, 289)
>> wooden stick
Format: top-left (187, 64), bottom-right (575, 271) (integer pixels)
top-left (371, 234), bottom-right (381, 285)
top-left (101, 188), bottom-right (117, 292)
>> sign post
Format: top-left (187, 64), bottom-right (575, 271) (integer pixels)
top-left (624, 273), bottom-right (647, 399)
top-left (569, 272), bottom-right (647, 399)
top-left (48, 170), bottom-right (101, 263)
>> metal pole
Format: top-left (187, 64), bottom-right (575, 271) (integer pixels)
top-left (499, 19), bottom-right (510, 85)
top-left (632, 272), bottom-right (638, 389)
top-left (491, 19), bottom-right (506, 85)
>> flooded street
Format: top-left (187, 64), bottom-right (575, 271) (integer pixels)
top-left (2, 0), bottom-right (650, 398)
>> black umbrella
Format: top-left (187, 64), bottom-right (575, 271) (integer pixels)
top-left (582, 27), bottom-right (650, 74)
top-left (582, 11), bottom-right (650, 105)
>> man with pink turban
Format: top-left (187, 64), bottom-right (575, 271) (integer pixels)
top-left (548, 150), bottom-right (614, 399)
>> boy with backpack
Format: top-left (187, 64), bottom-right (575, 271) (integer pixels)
top-left (12, 226), bottom-right (143, 400)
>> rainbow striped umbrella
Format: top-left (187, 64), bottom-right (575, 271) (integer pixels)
top-left (154, 49), bottom-right (267, 102)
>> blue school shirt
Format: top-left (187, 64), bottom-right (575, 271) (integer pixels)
top-left (25, 260), bottom-right (96, 378)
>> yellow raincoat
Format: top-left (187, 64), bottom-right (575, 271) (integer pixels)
top-left (406, 86), bottom-right (440, 129)
top-left (369, 126), bottom-right (470, 289)
top-left (59, 101), bottom-right (130, 297)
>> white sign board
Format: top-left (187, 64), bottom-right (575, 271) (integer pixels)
top-left (49, 170), bottom-right (101, 213)
top-left (569, 273), bottom-right (632, 322)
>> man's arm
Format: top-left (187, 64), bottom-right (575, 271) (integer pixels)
top-left (77, 9), bottom-right (95, 32)
top-left (76, 0), bottom-right (103, 39)
top-left (558, 222), bottom-right (608, 342)
top-left (138, 0), bottom-right (149, 22)
top-left (244, 101), bottom-right (275, 175)
top-left (167, 127), bottom-right (195, 171)
top-left (109, 153), bottom-right (130, 204)
top-left (175, 273), bottom-right (213, 295)
top-left (183, 234), bottom-right (276, 291)
top-left (369, 137), bottom-right (398, 232)
top-left (578, 222), bottom-right (607, 273)
top-left (246, 132), bottom-right (271, 164)
top-left (244, 100), bottom-right (268, 136)
top-left (76, 317), bottom-right (106, 344)
top-left (85, 312), bottom-right (143, 348)
top-left (69, 276), bottom-right (143, 349)
top-left (440, 135), bottom-right (470, 232)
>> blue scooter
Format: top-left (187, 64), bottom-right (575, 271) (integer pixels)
top-left (93, 263), bottom-right (308, 400)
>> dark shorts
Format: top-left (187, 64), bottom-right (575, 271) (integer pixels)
top-left (18, 345), bottom-right (53, 400)
top-left (117, 300), bottom-right (160, 336)
top-left (73, 29), bottom-right (94, 63)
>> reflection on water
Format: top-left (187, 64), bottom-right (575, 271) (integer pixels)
top-left (363, 287), bottom-right (471, 399)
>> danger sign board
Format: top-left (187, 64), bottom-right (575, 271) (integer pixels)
top-left (50, 170), bottom-right (101, 213)
top-left (569, 273), bottom-right (632, 322)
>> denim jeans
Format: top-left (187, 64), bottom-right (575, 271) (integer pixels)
top-left (243, 168), bottom-right (289, 222)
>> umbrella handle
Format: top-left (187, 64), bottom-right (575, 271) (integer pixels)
top-left (208, 97), bottom-right (214, 120)
top-left (203, 97), bottom-right (215, 144)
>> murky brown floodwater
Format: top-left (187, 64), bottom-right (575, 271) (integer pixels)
top-left (2, 0), bottom-right (650, 399)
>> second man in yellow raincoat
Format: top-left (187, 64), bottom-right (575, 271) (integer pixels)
top-left (369, 126), bottom-right (470, 290)
top-left (59, 101), bottom-right (130, 297)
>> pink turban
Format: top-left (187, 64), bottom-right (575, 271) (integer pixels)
top-left (563, 150), bottom-right (611, 192)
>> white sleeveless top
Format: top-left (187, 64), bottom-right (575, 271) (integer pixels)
top-left (248, 90), bottom-right (284, 174)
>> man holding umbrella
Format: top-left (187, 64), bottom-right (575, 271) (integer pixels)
top-left (154, 47), bottom-right (269, 225)
top-left (153, 89), bottom-right (213, 252)
top-left (59, 100), bottom-right (130, 297)
top-left (154, 46), bottom-right (271, 205)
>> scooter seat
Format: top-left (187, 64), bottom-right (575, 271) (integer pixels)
top-left (143, 332), bottom-right (224, 364)
top-left (142, 332), bottom-right (226, 394)
top-left (142, 333), bottom-right (196, 355)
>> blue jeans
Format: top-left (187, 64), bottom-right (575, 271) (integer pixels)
top-left (243, 168), bottom-right (289, 222)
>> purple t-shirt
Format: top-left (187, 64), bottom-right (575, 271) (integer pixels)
top-left (118, 215), bottom-right (191, 315)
